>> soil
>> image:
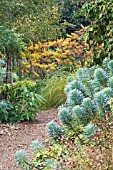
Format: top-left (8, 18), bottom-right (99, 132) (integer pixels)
top-left (0, 109), bottom-right (58, 170)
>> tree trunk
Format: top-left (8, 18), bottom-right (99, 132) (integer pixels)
top-left (5, 56), bottom-right (9, 99)
top-left (6, 57), bottom-right (9, 85)
top-left (9, 55), bottom-right (13, 84)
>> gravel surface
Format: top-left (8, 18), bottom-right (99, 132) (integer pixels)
top-left (0, 109), bottom-right (58, 170)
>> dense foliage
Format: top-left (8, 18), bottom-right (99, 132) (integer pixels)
top-left (0, 26), bottom-right (25, 85)
top-left (0, 80), bottom-right (44, 122)
top-left (0, 100), bottom-right (16, 123)
top-left (57, 0), bottom-right (91, 34)
top-left (0, 0), bottom-right (112, 168)
top-left (36, 73), bottom-right (67, 109)
top-left (21, 28), bottom-right (91, 78)
top-left (16, 58), bottom-right (113, 169)
top-left (47, 58), bottom-right (113, 138)
top-left (82, 0), bottom-right (113, 64)
top-left (0, 0), bottom-right (65, 43)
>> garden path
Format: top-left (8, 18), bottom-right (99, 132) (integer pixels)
top-left (0, 109), bottom-right (58, 170)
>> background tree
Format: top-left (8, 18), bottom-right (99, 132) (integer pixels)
top-left (56, 0), bottom-right (92, 34)
top-left (21, 28), bottom-right (91, 78)
top-left (0, 0), bottom-right (65, 44)
top-left (82, 0), bottom-right (113, 64)
top-left (0, 26), bottom-right (25, 87)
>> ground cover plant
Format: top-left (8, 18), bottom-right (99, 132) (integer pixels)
top-left (0, 99), bottom-right (16, 123)
top-left (15, 58), bottom-right (113, 169)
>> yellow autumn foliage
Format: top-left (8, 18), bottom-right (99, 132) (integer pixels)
top-left (33, 71), bottom-right (40, 77)
top-left (21, 27), bottom-right (92, 77)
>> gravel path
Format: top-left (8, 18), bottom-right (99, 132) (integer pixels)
top-left (0, 109), bottom-right (58, 170)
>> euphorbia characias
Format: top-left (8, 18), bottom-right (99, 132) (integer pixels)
top-left (47, 58), bottom-right (113, 140)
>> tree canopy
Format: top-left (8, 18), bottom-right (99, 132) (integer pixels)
top-left (0, 0), bottom-right (65, 43)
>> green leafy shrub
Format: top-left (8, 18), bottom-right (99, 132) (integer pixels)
top-left (0, 99), bottom-right (17, 123)
top-left (1, 80), bottom-right (45, 122)
top-left (82, 0), bottom-right (113, 64)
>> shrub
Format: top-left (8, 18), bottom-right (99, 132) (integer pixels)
top-left (0, 99), bottom-right (17, 123)
top-left (1, 80), bottom-right (45, 122)
top-left (82, 0), bottom-right (113, 64)
top-left (47, 58), bottom-right (113, 139)
top-left (45, 58), bottom-right (113, 169)
top-left (15, 150), bottom-right (28, 169)
top-left (21, 28), bottom-right (91, 78)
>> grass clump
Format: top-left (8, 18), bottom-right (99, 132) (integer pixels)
top-left (36, 71), bottom-right (75, 109)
